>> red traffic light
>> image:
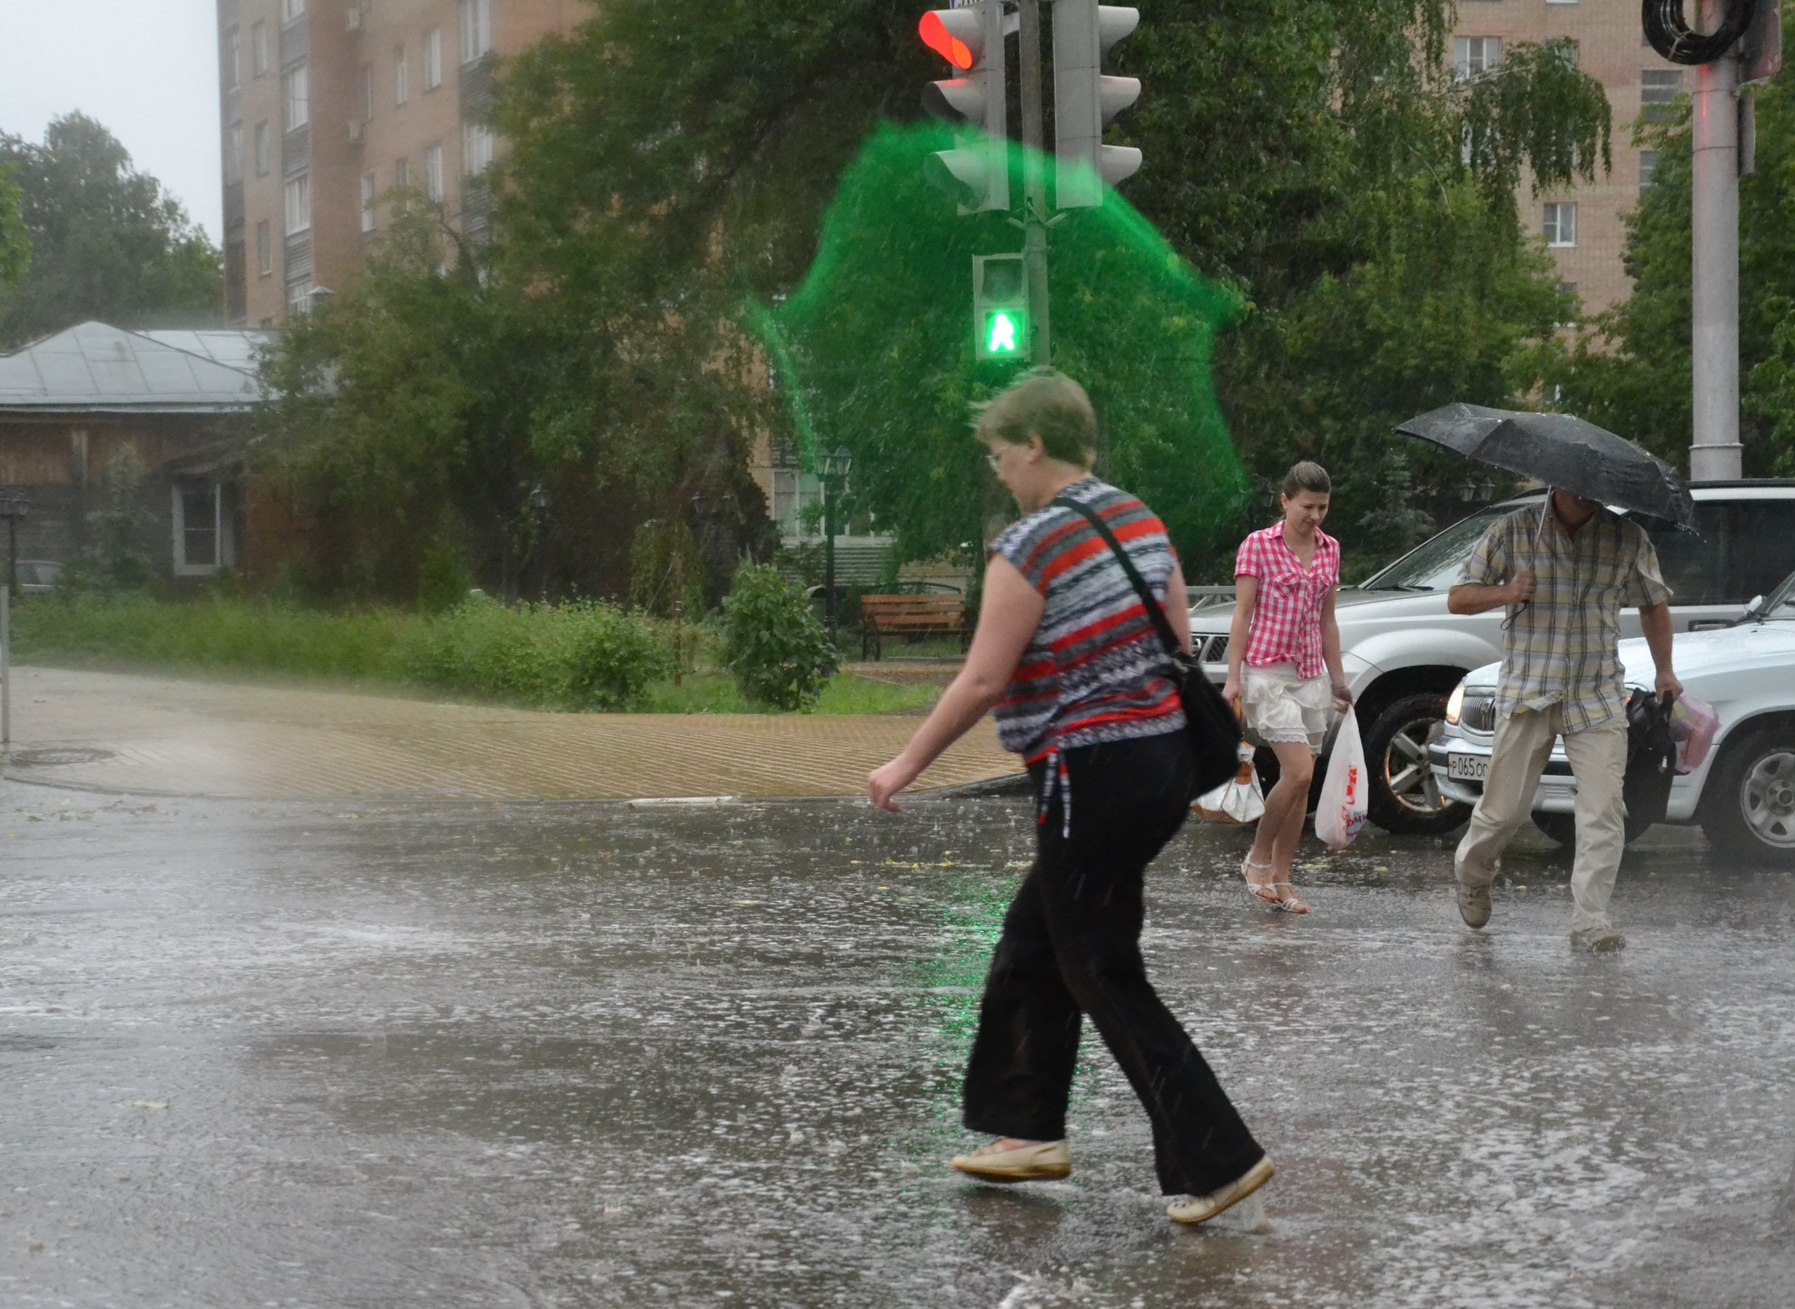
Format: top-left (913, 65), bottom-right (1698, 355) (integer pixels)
top-left (919, 11), bottom-right (975, 69)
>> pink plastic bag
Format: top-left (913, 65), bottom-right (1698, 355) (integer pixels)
top-left (1667, 693), bottom-right (1719, 773)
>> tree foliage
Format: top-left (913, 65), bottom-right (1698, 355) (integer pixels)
top-left (0, 160), bottom-right (27, 295)
top-left (1534, 81), bottom-right (1795, 476)
top-left (0, 113), bottom-right (220, 347)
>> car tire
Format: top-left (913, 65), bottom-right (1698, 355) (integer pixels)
top-left (1697, 727), bottom-right (1795, 867)
top-left (1528, 810), bottom-right (1653, 847)
top-left (1364, 692), bottom-right (1472, 835)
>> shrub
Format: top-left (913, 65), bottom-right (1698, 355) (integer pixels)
top-left (561, 601), bottom-right (674, 709)
top-left (720, 562), bottom-right (838, 711)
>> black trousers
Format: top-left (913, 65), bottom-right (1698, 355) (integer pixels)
top-left (961, 730), bottom-right (1265, 1196)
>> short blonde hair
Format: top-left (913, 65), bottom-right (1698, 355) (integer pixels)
top-left (973, 367), bottom-right (1098, 466)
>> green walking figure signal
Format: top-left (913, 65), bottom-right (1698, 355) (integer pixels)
top-left (973, 254), bottom-right (1028, 361)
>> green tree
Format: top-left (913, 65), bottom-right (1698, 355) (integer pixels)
top-left (0, 160), bottom-right (27, 294)
top-left (1535, 81), bottom-right (1795, 476)
top-left (0, 113), bottom-right (221, 347)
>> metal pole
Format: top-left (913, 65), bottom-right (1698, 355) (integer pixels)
top-left (1018, 0), bottom-right (1051, 366)
top-left (824, 484), bottom-right (838, 632)
top-left (2, 585), bottom-right (10, 752)
top-left (1691, 8), bottom-right (1743, 480)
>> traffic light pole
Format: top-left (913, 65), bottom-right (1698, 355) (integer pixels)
top-left (1690, 0), bottom-right (1743, 480)
top-left (1018, 0), bottom-right (1051, 366)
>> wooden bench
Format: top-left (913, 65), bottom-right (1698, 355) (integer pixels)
top-left (860, 593), bottom-right (971, 660)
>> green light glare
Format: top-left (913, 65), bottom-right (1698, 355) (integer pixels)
top-left (985, 309), bottom-right (1021, 355)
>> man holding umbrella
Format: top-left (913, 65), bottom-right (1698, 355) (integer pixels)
top-left (1400, 405), bottom-right (1687, 953)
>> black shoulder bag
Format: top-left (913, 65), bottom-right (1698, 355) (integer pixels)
top-left (1052, 497), bottom-right (1242, 796)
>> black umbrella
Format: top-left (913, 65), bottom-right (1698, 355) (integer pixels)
top-left (1396, 403), bottom-right (1694, 528)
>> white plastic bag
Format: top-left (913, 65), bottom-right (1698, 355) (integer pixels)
top-left (1193, 741), bottom-right (1265, 825)
top-left (1315, 710), bottom-right (1369, 850)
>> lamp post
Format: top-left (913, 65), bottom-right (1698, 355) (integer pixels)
top-left (527, 482), bottom-right (549, 602)
top-left (0, 495), bottom-right (27, 598)
top-left (820, 447), bottom-right (853, 632)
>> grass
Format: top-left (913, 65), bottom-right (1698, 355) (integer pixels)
top-left (8, 594), bottom-right (952, 716)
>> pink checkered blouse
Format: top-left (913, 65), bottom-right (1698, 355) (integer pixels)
top-left (1234, 524), bottom-right (1340, 680)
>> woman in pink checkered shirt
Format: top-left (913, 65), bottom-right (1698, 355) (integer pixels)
top-left (1220, 462), bottom-right (1353, 912)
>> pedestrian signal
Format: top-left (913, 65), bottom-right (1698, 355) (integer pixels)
top-left (973, 254), bottom-right (1027, 361)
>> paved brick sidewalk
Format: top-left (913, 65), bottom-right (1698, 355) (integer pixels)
top-left (0, 666), bottom-right (1017, 802)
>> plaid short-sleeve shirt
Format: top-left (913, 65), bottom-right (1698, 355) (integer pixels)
top-left (1457, 503), bottom-right (1672, 733)
top-left (1235, 524), bottom-right (1340, 680)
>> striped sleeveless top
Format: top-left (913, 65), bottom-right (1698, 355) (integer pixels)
top-left (989, 477), bottom-right (1186, 762)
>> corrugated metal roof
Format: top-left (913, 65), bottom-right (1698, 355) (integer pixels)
top-left (0, 321), bottom-right (277, 413)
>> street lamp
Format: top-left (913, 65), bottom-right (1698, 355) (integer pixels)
top-left (0, 496), bottom-right (28, 597)
top-left (821, 446), bottom-right (853, 631)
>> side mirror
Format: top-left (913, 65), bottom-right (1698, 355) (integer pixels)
top-left (1745, 593), bottom-right (1767, 617)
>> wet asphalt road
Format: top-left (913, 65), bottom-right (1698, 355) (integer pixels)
top-left (3, 782), bottom-right (1793, 1309)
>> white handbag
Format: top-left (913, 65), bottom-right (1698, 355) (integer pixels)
top-left (1193, 740), bottom-right (1265, 825)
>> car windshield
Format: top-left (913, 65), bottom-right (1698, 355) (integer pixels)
top-left (1758, 569), bottom-right (1795, 620)
top-left (1358, 502), bottom-right (1534, 592)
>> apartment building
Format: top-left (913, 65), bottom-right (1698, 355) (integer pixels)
top-left (1452, 0), bottom-right (1691, 322)
top-left (215, 0), bottom-right (580, 327)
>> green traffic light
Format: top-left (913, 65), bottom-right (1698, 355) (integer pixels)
top-left (983, 308), bottom-right (1023, 357)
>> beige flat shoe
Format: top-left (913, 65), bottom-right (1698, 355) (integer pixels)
top-left (950, 1138), bottom-right (1072, 1183)
top-left (1167, 1156), bottom-right (1276, 1225)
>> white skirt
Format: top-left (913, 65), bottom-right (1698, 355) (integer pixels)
top-left (1242, 662), bottom-right (1332, 753)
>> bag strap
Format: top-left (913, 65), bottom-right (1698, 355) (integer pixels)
top-left (1051, 495), bottom-right (1183, 661)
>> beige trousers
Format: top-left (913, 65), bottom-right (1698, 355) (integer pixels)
top-left (1454, 705), bottom-right (1628, 933)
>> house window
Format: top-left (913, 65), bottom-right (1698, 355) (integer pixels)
top-left (1640, 150), bottom-right (1659, 190)
top-left (225, 29), bottom-right (241, 89)
top-left (1543, 201), bottom-right (1577, 247)
top-left (424, 29), bottom-right (444, 89)
top-left (1641, 69), bottom-right (1683, 122)
top-left (224, 123), bottom-right (244, 183)
top-left (285, 173), bottom-right (310, 235)
top-left (281, 0), bottom-right (306, 25)
top-left (461, 0), bottom-right (493, 63)
top-left (254, 121), bottom-right (270, 176)
top-left (284, 62), bottom-right (309, 130)
top-left (394, 45), bottom-right (409, 105)
top-left (425, 145), bottom-right (445, 202)
top-left (359, 64), bottom-right (375, 122)
top-left (463, 122), bottom-right (494, 176)
top-left (1554, 282), bottom-right (1579, 328)
top-left (252, 21), bottom-right (268, 77)
top-left (361, 172), bottom-right (378, 232)
top-left (1453, 36), bottom-right (1502, 80)
top-left (172, 482), bottom-right (234, 576)
top-left (256, 221), bottom-right (272, 276)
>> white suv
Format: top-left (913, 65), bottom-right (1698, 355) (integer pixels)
top-left (1188, 481), bottom-right (1795, 835)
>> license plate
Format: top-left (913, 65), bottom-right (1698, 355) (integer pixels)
top-left (1448, 754), bottom-right (1489, 782)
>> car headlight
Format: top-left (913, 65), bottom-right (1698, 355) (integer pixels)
top-left (1459, 688), bottom-right (1499, 733)
top-left (1446, 683), bottom-right (1465, 725)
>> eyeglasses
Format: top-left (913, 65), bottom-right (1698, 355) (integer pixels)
top-left (984, 445), bottom-right (1012, 472)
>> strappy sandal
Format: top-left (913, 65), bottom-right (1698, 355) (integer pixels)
top-left (1242, 853), bottom-right (1281, 908)
top-left (1268, 882), bottom-right (1312, 914)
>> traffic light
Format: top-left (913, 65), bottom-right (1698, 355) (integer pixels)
top-left (1052, 1), bottom-right (1141, 209)
top-left (919, 3), bottom-right (1010, 214)
top-left (973, 254), bottom-right (1028, 361)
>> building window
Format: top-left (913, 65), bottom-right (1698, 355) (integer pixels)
top-left (1554, 282), bottom-right (1579, 328)
top-left (252, 22), bottom-right (268, 77)
top-left (281, 0), bottom-right (306, 25)
top-left (284, 62), bottom-right (309, 130)
top-left (287, 282), bottom-right (313, 315)
top-left (361, 172), bottom-right (378, 232)
top-left (254, 121), bottom-right (270, 176)
top-left (425, 144), bottom-right (444, 202)
top-left (1640, 150), bottom-right (1659, 190)
top-left (463, 122), bottom-right (494, 176)
top-left (173, 482), bottom-right (234, 576)
top-left (360, 64), bottom-right (375, 122)
top-left (225, 28), bottom-right (242, 89)
top-left (1453, 36), bottom-right (1502, 80)
top-left (424, 28), bottom-right (444, 89)
top-left (256, 221), bottom-right (272, 276)
top-left (224, 123), bottom-right (244, 184)
top-left (394, 45), bottom-right (409, 105)
top-left (285, 173), bottom-right (311, 235)
top-left (461, 0), bottom-right (493, 63)
top-left (1641, 69), bottom-right (1683, 121)
top-left (1543, 201), bottom-right (1577, 248)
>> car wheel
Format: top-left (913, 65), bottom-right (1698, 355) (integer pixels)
top-left (1698, 727), bottom-right (1795, 867)
top-left (1529, 810), bottom-right (1653, 847)
top-left (1364, 692), bottom-right (1472, 835)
